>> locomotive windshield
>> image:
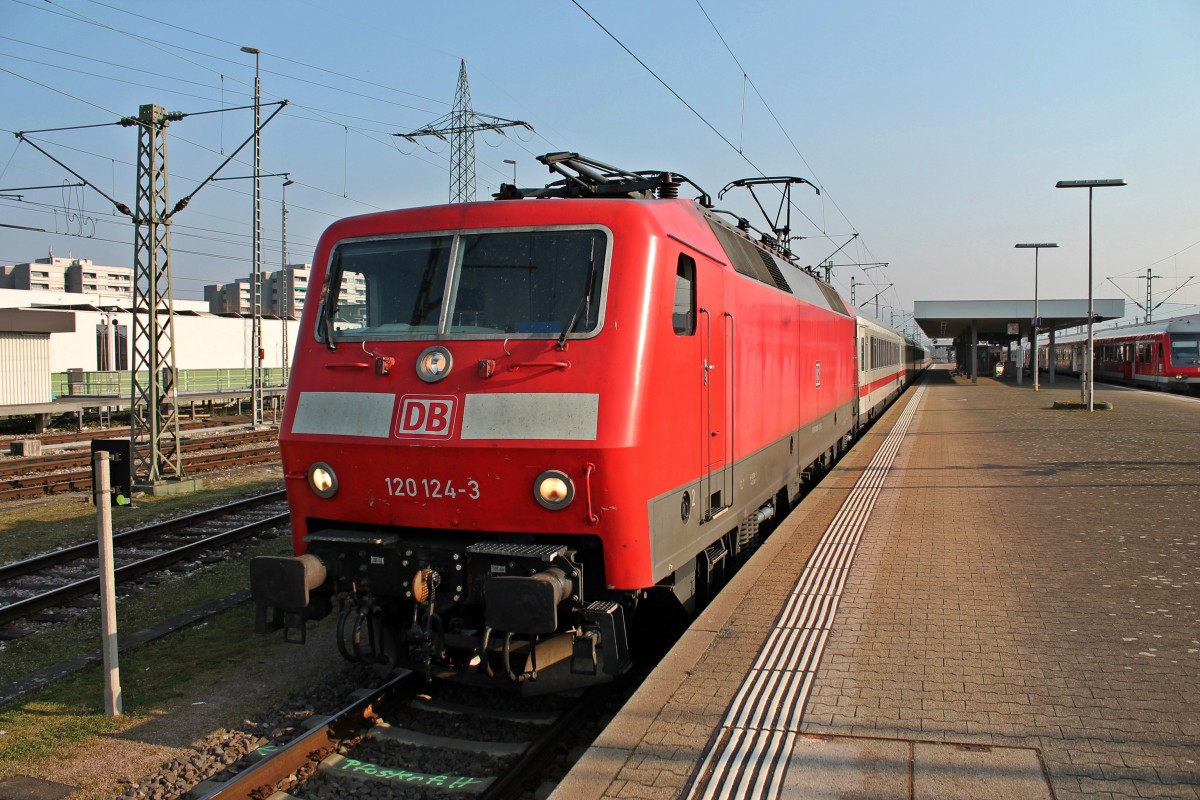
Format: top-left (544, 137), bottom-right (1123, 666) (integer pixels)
top-left (1171, 333), bottom-right (1200, 366)
top-left (320, 227), bottom-right (608, 343)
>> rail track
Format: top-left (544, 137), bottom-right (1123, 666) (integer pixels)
top-left (0, 429), bottom-right (281, 501)
top-left (0, 490), bottom-right (288, 629)
top-left (193, 670), bottom-right (605, 800)
top-left (0, 417), bottom-right (254, 448)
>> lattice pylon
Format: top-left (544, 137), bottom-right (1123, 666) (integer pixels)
top-left (396, 60), bottom-right (531, 204)
top-left (450, 61), bottom-right (476, 203)
top-left (129, 104), bottom-right (184, 483)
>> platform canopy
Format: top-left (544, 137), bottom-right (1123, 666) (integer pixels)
top-left (913, 299), bottom-right (1125, 344)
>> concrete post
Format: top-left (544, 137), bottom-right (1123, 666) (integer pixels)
top-left (93, 452), bottom-right (123, 716)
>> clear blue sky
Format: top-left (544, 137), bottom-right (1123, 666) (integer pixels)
top-left (2, 0), bottom-right (1197, 326)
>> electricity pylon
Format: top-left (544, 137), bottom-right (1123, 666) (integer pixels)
top-left (397, 60), bottom-right (532, 203)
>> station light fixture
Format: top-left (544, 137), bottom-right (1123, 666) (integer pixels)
top-left (1055, 179), bottom-right (1127, 411)
top-left (1015, 242), bottom-right (1058, 392)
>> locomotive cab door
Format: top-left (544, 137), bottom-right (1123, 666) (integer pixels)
top-left (698, 272), bottom-right (733, 522)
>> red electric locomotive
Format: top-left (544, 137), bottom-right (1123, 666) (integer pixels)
top-left (251, 154), bottom-right (910, 691)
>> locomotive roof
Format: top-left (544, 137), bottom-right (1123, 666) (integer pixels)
top-left (320, 151), bottom-right (855, 318)
top-left (506, 153), bottom-right (826, 283)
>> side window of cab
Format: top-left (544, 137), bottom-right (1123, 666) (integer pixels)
top-left (673, 254), bottom-right (696, 336)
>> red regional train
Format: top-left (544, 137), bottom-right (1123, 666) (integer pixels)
top-left (1041, 314), bottom-right (1200, 395)
top-left (251, 154), bottom-right (927, 692)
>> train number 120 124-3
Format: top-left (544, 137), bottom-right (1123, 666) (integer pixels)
top-left (385, 477), bottom-right (480, 500)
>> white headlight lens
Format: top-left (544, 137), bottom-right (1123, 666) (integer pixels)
top-left (535, 470), bottom-right (574, 510)
top-left (417, 346), bottom-right (453, 383)
top-left (308, 462), bottom-right (338, 498)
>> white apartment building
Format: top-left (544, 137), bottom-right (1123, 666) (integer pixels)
top-left (204, 278), bottom-right (252, 314)
top-left (206, 264), bottom-right (316, 316)
top-left (0, 256), bottom-right (134, 298)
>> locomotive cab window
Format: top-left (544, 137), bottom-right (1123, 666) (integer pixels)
top-left (325, 236), bottom-right (453, 337)
top-left (319, 227), bottom-right (609, 343)
top-left (1171, 334), bottom-right (1200, 366)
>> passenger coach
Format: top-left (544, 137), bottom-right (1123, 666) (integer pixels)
top-left (1044, 314), bottom-right (1200, 395)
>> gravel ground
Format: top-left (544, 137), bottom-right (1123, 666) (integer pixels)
top-left (24, 604), bottom-right (362, 800)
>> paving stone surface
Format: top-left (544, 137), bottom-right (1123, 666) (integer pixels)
top-left (553, 369), bottom-right (1200, 799)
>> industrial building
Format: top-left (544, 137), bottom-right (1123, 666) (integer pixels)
top-left (0, 286), bottom-right (295, 408)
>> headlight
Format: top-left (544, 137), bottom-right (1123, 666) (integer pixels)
top-left (534, 470), bottom-right (574, 510)
top-left (308, 462), bottom-right (338, 498)
top-left (416, 345), bottom-right (453, 383)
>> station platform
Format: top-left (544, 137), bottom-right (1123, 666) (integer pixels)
top-left (553, 366), bottom-right (1200, 800)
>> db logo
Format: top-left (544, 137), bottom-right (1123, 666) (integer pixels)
top-left (395, 395), bottom-right (457, 438)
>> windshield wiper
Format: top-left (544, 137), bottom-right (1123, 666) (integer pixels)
top-left (322, 305), bottom-right (338, 351)
top-left (322, 256), bottom-right (340, 351)
top-left (557, 295), bottom-right (588, 350)
top-left (557, 238), bottom-right (597, 351)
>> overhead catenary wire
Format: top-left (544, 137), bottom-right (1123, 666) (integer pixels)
top-left (0, 5), bottom-right (544, 300)
top-left (690, 0), bottom-right (887, 275)
top-left (77, 0), bottom-right (451, 108)
top-left (0, 38), bottom-right (448, 135)
top-left (0, 209), bottom-right (315, 271)
top-left (569, 0), bottom-right (902, 314)
top-left (4, 2), bottom-right (457, 181)
top-left (5, 0), bottom-right (909, 310)
top-left (10, 1), bottom-right (446, 116)
top-left (1, 125), bottom-right (353, 234)
top-left (3, 0), bottom-right (548, 204)
top-left (568, 1), bottom-right (857, 256)
top-left (567, 3), bottom-right (763, 172)
top-left (1108, 238), bottom-right (1200, 279)
top-left (11, 0), bottom-right (531, 191)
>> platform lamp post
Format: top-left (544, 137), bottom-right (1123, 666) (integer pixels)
top-left (1055, 179), bottom-right (1127, 411)
top-left (1015, 243), bottom-right (1057, 392)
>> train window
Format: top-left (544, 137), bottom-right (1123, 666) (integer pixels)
top-left (451, 230), bottom-right (605, 336)
top-left (324, 236), bottom-right (453, 338)
top-left (320, 228), bottom-right (608, 342)
top-left (1171, 334), bottom-right (1200, 366)
top-left (673, 254), bottom-right (696, 336)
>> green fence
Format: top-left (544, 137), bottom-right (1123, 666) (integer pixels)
top-left (52, 368), bottom-right (288, 398)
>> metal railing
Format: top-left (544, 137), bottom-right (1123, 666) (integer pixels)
top-left (53, 368), bottom-right (288, 397)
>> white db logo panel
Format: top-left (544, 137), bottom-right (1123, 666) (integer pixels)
top-left (395, 395), bottom-right (457, 438)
